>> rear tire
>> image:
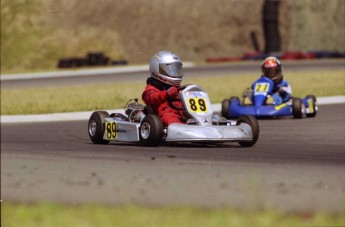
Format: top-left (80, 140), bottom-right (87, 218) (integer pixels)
top-left (237, 115), bottom-right (259, 147)
top-left (292, 98), bottom-right (303, 119)
top-left (221, 99), bottom-right (229, 118)
top-left (144, 105), bottom-right (155, 115)
top-left (88, 111), bottom-right (110, 144)
top-left (139, 115), bottom-right (164, 146)
top-left (306, 95), bottom-right (317, 118)
top-left (230, 96), bottom-right (240, 104)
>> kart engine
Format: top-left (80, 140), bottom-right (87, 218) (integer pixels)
top-left (125, 98), bottom-right (146, 122)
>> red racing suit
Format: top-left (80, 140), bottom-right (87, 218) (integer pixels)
top-left (142, 82), bottom-right (185, 127)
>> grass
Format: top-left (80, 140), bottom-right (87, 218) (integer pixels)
top-left (0, 0), bottom-right (125, 74)
top-left (1, 0), bottom-right (45, 73)
top-left (2, 202), bottom-right (344, 227)
top-left (1, 69), bottom-right (344, 115)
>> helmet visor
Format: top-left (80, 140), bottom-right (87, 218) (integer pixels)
top-left (264, 68), bottom-right (279, 78)
top-left (159, 62), bottom-right (183, 78)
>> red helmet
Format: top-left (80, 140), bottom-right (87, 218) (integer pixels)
top-left (261, 56), bottom-right (282, 83)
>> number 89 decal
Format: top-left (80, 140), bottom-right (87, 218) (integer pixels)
top-left (188, 98), bottom-right (208, 112)
top-left (105, 122), bottom-right (117, 140)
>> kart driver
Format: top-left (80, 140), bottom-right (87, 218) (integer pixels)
top-left (142, 51), bottom-right (186, 127)
top-left (244, 56), bottom-right (292, 105)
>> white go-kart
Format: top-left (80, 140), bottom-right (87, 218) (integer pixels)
top-left (88, 84), bottom-right (260, 147)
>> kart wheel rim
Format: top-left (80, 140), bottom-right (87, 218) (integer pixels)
top-left (140, 122), bottom-right (150, 139)
top-left (89, 119), bottom-right (97, 136)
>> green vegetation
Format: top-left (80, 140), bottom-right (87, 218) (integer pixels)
top-left (1, 69), bottom-right (344, 115)
top-left (1, 0), bottom-right (124, 73)
top-left (2, 202), bottom-right (344, 227)
top-left (1, 0), bottom-right (344, 73)
top-left (1, 0), bottom-right (45, 73)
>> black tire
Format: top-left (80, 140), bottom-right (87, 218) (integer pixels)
top-left (226, 96), bottom-right (240, 118)
top-left (88, 111), bottom-right (110, 144)
top-left (236, 115), bottom-right (260, 147)
top-left (221, 99), bottom-right (229, 118)
top-left (292, 98), bottom-right (303, 119)
top-left (305, 95), bottom-right (317, 118)
top-left (144, 105), bottom-right (155, 115)
top-left (139, 115), bottom-right (164, 146)
top-left (230, 96), bottom-right (240, 103)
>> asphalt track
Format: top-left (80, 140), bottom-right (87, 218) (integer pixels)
top-left (1, 104), bottom-right (345, 213)
top-left (1, 60), bottom-right (345, 213)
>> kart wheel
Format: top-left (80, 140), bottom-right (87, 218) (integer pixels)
top-left (306, 95), bottom-right (317, 118)
top-left (221, 99), bottom-right (229, 118)
top-left (226, 96), bottom-right (240, 118)
top-left (144, 105), bottom-right (155, 115)
top-left (229, 96), bottom-right (240, 103)
top-left (292, 98), bottom-right (303, 119)
top-left (139, 115), bottom-right (164, 146)
top-left (237, 115), bottom-right (259, 147)
top-left (88, 111), bottom-right (110, 144)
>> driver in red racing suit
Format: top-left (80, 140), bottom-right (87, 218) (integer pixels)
top-left (142, 51), bottom-right (186, 127)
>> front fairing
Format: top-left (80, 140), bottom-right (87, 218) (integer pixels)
top-left (180, 84), bottom-right (214, 126)
top-left (229, 103), bottom-right (292, 118)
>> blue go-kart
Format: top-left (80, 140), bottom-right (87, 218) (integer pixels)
top-left (221, 76), bottom-right (318, 119)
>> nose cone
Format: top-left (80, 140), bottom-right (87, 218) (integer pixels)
top-left (254, 95), bottom-right (266, 107)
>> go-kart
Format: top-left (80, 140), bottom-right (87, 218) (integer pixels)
top-left (221, 76), bottom-right (318, 119)
top-left (88, 84), bottom-right (260, 147)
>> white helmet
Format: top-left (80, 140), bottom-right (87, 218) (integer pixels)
top-left (149, 51), bottom-right (184, 86)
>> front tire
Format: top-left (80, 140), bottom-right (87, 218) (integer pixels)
top-left (88, 111), bottom-right (110, 144)
top-left (292, 98), bottom-right (303, 119)
top-left (237, 115), bottom-right (259, 147)
top-left (139, 115), bottom-right (164, 146)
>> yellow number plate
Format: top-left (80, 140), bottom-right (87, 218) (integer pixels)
top-left (187, 98), bottom-right (208, 112)
top-left (105, 122), bottom-right (117, 140)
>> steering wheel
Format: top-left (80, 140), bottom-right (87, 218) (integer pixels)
top-left (168, 84), bottom-right (191, 110)
top-left (177, 84), bottom-right (190, 91)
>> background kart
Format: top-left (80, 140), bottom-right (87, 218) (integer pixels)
top-left (221, 76), bottom-right (318, 119)
top-left (88, 84), bottom-right (260, 147)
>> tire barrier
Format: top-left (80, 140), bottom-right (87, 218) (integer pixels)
top-left (206, 50), bottom-right (345, 63)
top-left (57, 52), bottom-right (127, 68)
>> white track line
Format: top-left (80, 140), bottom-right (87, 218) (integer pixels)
top-left (1, 96), bottom-right (344, 123)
